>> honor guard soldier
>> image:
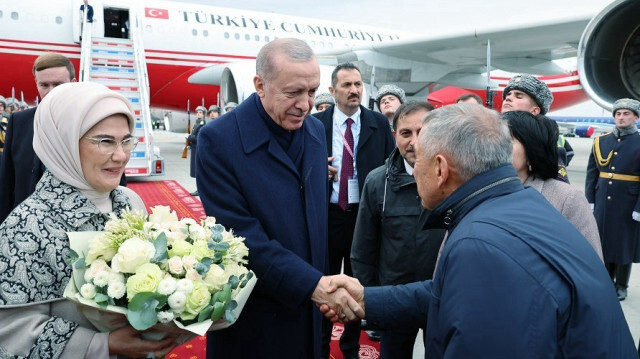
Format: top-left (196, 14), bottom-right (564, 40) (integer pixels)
top-left (586, 98), bottom-right (640, 301)
top-left (187, 105), bottom-right (207, 196)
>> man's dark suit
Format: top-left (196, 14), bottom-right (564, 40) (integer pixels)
top-left (315, 104), bottom-right (394, 357)
top-left (0, 108), bottom-right (126, 224)
top-left (0, 108), bottom-right (41, 223)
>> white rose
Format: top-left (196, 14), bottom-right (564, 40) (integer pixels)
top-left (107, 281), bottom-right (126, 299)
top-left (188, 224), bottom-right (207, 241)
top-left (80, 283), bottom-right (96, 299)
top-left (158, 277), bottom-right (177, 296)
top-left (168, 291), bottom-right (187, 311)
top-left (148, 205), bottom-right (179, 224)
top-left (182, 255), bottom-right (198, 271)
top-left (164, 227), bottom-right (189, 243)
top-left (86, 234), bottom-right (117, 264)
top-left (93, 270), bottom-right (110, 287)
top-left (175, 278), bottom-right (194, 294)
top-left (203, 264), bottom-right (228, 292)
top-left (110, 238), bottom-right (156, 274)
top-left (157, 311), bottom-right (175, 324)
top-left (167, 256), bottom-right (185, 276)
top-left (185, 268), bottom-right (201, 282)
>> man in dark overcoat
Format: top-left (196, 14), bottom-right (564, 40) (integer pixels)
top-left (315, 63), bottom-right (394, 358)
top-left (196, 38), bottom-right (360, 359)
top-left (586, 98), bottom-right (640, 300)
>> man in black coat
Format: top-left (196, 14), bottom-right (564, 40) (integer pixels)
top-left (315, 63), bottom-right (394, 359)
top-left (351, 102), bottom-right (445, 358)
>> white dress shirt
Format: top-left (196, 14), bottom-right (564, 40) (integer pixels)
top-left (330, 107), bottom-right (361, 204)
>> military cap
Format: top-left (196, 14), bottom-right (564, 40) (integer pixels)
top-left (195, 105), bottom-right (207, 113)
top-left (375, 84), bottom-right (406, 109)
top-left (314, 92), bottom-right (334, 109)
top-left (208, 105), bottom-right (221, 114)
top-left (224, 102), bottom-right (237, 111)
top-left (503, 74), bottom-right (554, 115)
top-left (612, 98), bottom-right (640, 117)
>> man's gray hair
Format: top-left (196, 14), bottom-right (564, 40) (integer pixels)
top-left (256, 38), bottom-right (315, 83)
top-left (420, 104), bottom-right (512, 182)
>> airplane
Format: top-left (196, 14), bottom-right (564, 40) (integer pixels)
top-left (1, 0), bottom-right (637, 115)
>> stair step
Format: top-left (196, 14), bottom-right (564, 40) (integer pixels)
top-left (92, 57), bottom-right (134, 67)
top-left (92, 37), bottom-right (133, 46)
top-left (91, 48), bottom-right (134, 57)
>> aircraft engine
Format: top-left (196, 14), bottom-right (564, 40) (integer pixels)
top-left (219, 62), bottom-right (257, 107)
top-left (578, 0), bottom-right (640, 111)
top-left (574, 125), bottom-right (595, 138)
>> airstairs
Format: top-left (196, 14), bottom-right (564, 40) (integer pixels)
top-left (78, 10), bottom-right (164, 177)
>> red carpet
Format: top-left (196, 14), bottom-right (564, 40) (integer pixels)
top-left (127, 181), bottom-right (380, 358)
top-left (127, 180), bottom-right (206, 220)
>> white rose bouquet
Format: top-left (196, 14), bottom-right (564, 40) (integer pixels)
top-left (63, 205), bottom-right (256, 339)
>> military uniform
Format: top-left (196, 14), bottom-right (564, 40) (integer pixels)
top-left (586, 98), bottom-right (640, 300)
top-left (586, 130), bottom-right (640, 264)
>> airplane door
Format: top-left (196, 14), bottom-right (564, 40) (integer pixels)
top-left (73, 0), bottom-right (104, 42)
top-left (103, 8), bottom-right (130, 39)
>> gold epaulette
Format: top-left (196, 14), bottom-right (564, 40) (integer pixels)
top-left (593, 133), bottom-right (613, 167)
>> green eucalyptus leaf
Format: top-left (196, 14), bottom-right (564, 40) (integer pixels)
top-left (224, 309), bottom-right (236, 323)
top-left (210, 302), bottom-right (225, 321)
top-left (151, 233), bottom-right (168, 263)
top-left (198, 305), bottom-right (214, 323)
top-left (127, 292), bottom-right (166, 330)
top-left (224, 300), bottom-right (238, 311)
top-left (229, 275), bottom-right (239, 290)
top-left (94, 293), bottom-right (110, 304)
top-left (74, 257), bottom-right (86, 269)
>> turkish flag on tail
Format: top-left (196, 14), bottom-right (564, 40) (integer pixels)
top-left (145, 8), bottom-right (169, 19)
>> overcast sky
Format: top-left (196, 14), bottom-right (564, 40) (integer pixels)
top-left (170, 0), bottom-right (617, 116)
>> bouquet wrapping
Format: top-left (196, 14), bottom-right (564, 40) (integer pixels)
top-left (63, 205), bottom-right (256, 341)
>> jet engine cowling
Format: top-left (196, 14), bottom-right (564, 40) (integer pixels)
top-left (578, 0), bottom-right (640, 111)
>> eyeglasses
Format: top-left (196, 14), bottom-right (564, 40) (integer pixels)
top-left (83, 136), bottom-right (139, 155)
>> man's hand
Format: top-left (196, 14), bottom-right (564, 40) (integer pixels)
top-left (312, 275), bottom-right (364, 322)
top-left (328, 156), bottom-right (338, 181)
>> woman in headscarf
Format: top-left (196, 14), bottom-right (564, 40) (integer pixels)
top-left (0, 82), bottom-right (177, 358)
top-left (503, 111), bottom-right (603, 260)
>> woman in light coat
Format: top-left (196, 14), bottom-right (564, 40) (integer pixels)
top-left (503, 111), bottom-right (603, 260)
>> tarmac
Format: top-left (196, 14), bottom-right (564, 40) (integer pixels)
top-left (137, 130), bottom-right (640, 355)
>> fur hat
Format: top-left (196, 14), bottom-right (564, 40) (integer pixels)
top-left (208, 105), bottom-right (220, 114)
top-left (503, 74), bottom-right (553, 115)
top-left (195, 105), bottom-right (207, 113)
top-left (314, 92), bottom-right (334, 109)
top-left (375, 84), bottom-right (406, 109)
top-left (224, 102), bottom-right (237, 111)
top-left (612, 98), bottom-right (640, 117)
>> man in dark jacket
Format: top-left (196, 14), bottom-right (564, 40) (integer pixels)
top-left (0, 53), bottom-right (76, 223)
top-left (315, 63), bottom-right (395, 359)
top-left (351, 102), bottom-right (445, 358)
top-left (586, 98), bottom-right (640, 301)
top-left (322, 103), bottom-right (637, 357)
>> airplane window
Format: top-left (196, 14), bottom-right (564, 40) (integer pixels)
top-left (0, 11), bottom-right (3, 18)
top-left (224, 32), bottom-right (230, 39)
top-left (255, 35), bottom-right (259, 42)
top-left (55, 16), bottom-right (62, 24)
top-left (192, 29), bottom-right (197, 36)
top-left (244, 34), bottom-right (250, 41)
top-left (203, 30), bottom-right (209, 37)
top-left (264, 36), bottom-right (270, 42)
top-left (234, 33), bottom-right (240, 40)
top-left (11, 12), bottom-right (18, 20)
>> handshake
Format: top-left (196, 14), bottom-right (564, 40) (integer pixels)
top-left (311, 274), bottom-right (365, 323)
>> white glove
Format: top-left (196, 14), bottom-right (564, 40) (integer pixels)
top-left (185, 134), bottom-right (189, 139)
top-left (589, 203), bottom-right (594, 212)
top-left (633, 211), bottom-right (640, 222)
